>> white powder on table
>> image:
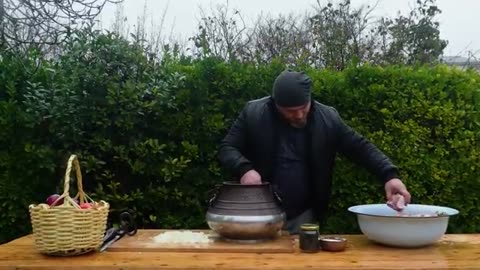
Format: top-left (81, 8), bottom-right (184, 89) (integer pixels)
top-left (152, 230), bottom-right (213, 244)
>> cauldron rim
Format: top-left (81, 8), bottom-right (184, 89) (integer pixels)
top-left (222, 181), bottom-right (271, 186)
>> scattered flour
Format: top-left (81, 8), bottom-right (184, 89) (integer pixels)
top-left (152, 230), bottom-right (213, 244)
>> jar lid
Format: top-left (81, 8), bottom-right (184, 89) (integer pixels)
top-left (300, 223), bottom-right (319, 231)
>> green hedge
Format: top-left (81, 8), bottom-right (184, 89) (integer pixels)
top-left (1, 32), bottom-right (479, 243)
top-left (311, 65), bottom-right (480, 232)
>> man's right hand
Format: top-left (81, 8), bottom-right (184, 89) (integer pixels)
top-left (240, 169), bottom-right (262, 185)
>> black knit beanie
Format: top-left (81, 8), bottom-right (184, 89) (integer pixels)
top-left (272, 70), bottom-right (312, 107)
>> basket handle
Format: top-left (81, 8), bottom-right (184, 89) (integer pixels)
top-left (62, 154), bottom-right (87, 204)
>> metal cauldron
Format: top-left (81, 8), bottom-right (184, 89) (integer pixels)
top-left (205, 181), bottom-right (286, 242)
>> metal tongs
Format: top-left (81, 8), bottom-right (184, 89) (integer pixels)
top-left (100, 211), bottom-right (137, 252)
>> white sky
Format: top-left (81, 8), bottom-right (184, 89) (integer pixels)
top-left (98, 0), bottom-right (480, 57)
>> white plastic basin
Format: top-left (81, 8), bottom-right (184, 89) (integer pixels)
top-left (348, 204), bottom-right (459, 248)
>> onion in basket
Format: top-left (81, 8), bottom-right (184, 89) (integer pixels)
top-left (46, 194), bottom-right (63, 206)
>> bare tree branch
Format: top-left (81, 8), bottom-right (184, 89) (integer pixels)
top-left (1, 0), bottom-right (122, 52)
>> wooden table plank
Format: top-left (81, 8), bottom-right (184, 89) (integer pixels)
top-left (1, 231), bottom-right (480, 270)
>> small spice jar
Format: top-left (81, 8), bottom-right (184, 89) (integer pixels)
top-left (299, 223), bottom-right (319, 253)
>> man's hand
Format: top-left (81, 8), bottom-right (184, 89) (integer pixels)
top-left (385, 178), bottom-right (411, 210)
top-left (240, 169), bottom-right (262, 185)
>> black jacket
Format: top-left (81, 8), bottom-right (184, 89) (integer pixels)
top-left (218, 96), bottom-right (399, 221)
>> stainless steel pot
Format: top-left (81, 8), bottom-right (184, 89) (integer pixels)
top-left (205, 181), bottom-right (286, 242)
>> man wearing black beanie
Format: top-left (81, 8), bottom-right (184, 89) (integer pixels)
top-left (218, 70), bottom-right (411, 234)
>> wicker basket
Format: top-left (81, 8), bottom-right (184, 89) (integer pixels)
top-left (29, 154), bottom-right (110, 256)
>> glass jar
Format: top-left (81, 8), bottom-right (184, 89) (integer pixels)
top-left (299, 223), bottom-right (319, 253)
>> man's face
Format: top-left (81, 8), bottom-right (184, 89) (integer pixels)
top-left (276, 102), bottom-right (311, 128)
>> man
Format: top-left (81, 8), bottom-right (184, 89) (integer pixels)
top-left (218, 70), bottom-right (411, 234)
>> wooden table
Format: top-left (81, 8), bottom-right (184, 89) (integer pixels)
top-left (1, 230), bottom-right (480, 270)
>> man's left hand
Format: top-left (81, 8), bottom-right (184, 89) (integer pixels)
top-left (385, 178), bottom-right (411, 211)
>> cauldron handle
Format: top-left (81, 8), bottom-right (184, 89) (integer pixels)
top-left (273, 191), bottom-right (283, 205)
top-left (206, 183), bottom-right (222, 207)
top-left (265, 181), bottom-right (283, 206)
